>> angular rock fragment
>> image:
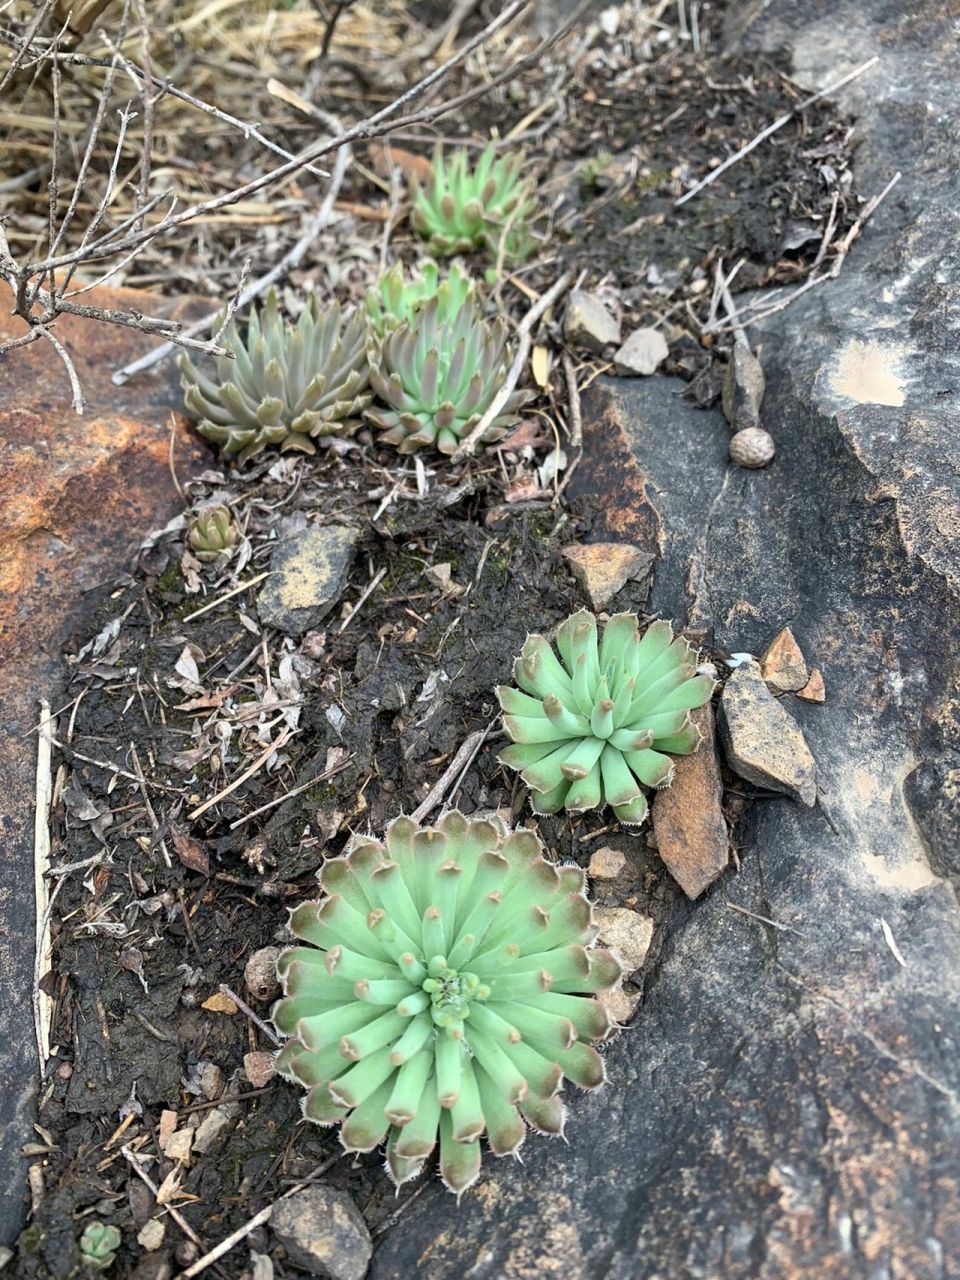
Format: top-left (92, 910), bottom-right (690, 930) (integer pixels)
top-left (760, 626), bottom-right (809, 692)
top-left (600, 984), bottom-right (642, 1026)
top-left (593, 906), bottom-right (654, 974)
top-left (719, 662), bottom-right (816, 805)
top-left (258, 524), bottom-right (359, 636)
top-left (721, 339), bottom-right (765, 430)
top-left (797, 668), bottom-right (826, 703)
top-left (564, 290), bottom-right (621, 353)
top-left (652, 705), bottom-right (728, 899)
top-left (614, 327), bottom-right (669, 376)
top-left (561, 541), bottom-right (653, 609)
top-left (271, 1187), bottom-right (371, 1280)
top-left (588, 846), bottom-right (629, 880)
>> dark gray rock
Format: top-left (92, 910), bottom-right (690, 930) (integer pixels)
top-left (720, 661), bottom-right (817, 804)
top-left (272, 1187), bottom-right (372, 1280)
top-left (258, 524), bottom-right (359, 636)
top-left (722, 339), bottom-right (766, 430)
top-left (371, 2), bottom-right (960, 1276)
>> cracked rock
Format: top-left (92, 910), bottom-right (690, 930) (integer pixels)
top-left (593, 906), bottom-right (654, 974)
top-left (271, 1187), bottom-right (371, 1280)
top-left (561, 541), bottom-right (653, 609)
top-left (258, 524), bottom-right (359, 636)
top-left (652, 704), bottom-right (728, 899)
top-left (719, 662), bottom-right (816, 805)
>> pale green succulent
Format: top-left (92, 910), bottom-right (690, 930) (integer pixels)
top-left (412, 145), bottom-right (536, 263)
top-left (187, 504), bottom-right (239, 563)
top-left (179, 290), bottom-right (371, 464)
top-left (273, 811), bottom-right (620, 1196)
top-left (79, 1221), bottom-right (121, 1272)
top-left (366, 259), bottom-right (475, 338)
top-left (366, 296), bottom-right (532, 455)
top-left (497, 611), bottom-right (714, 826)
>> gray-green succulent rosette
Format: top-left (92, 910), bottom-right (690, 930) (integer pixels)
top-left (497, 611), bottom-right (714, 825)
top-left (272, 811), bottom-right (620, 1196)
top-left (180, 289), bottom-right (371, 463)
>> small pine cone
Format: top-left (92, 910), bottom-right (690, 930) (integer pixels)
top-left (730, 426), bottom-right (775, 469)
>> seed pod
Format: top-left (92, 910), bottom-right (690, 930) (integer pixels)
top-left (729, 426), bottom-right (775, 469)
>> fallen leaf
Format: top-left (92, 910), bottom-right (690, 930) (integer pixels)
top-left (532, 344), bottom-right (551, 388)
top-left (201, 992), bottom-right (238, 1015)
top-left (368, 142), bottom-right (433, 184)
top-left (170, 823), bottom-right (210, 876)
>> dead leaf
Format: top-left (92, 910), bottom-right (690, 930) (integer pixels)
top-left (158, 1109), bottom-right (178, 1151)
top-left (201, 992), bottom-right (238, 1015)
top-left (496, 419), bottom-right (553, 452)
top-left (532, 344), bottom-right (551, 389)
top-left (368, 142), bottom-right (433, 184)
top-left (170, 824), bottom-right (210, 876)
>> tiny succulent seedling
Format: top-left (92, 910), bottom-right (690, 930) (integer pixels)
top-left (497, 611), bottom-right (714, 825)
top-left (366, 296), bottom-right (532, 455)
top-left (187, 505), bottom-right (239, 563)
top-left (412, 144), bottom-right (536, 264)
top-left (79, 1221), bottom-right (121, 1272)
top-left (180, 290), bottom-right (371, 464)
top-left (366, 259), bottom-right (475, 338)
top-left (273, 811), bottom-right (620, 1196)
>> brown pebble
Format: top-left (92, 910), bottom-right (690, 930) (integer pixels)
top-left (797, 668), bottom-right (826, 703)
top-left (243, 1050), bottom-right (276, 1089)
top-left (760, 627), bottom-right (808, 693)
top-left (587, 846), bottom-right (628, 880)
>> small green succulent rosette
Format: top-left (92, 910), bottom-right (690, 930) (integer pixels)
top-left (187, 504), bottom-right (238, 563)
top-left (366, 259), bottom-right (475, 338)
top-left (497, 611), bottom-right (714, 825)
top-left (272, 812), bottom-right (620, 1196)
top-left (180, 289), bottom-right (371, 464)
top-left (365, 295), bottom-right (532, 455)
top-left (79, 1221), bottom-right (121, 1272)
top-left (411, 144), bottom-right (535, 263)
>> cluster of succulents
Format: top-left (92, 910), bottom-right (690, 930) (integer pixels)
top-left (180, 290), bottom-right (371, 464)
top-left (366, 296), bottom-right (532, 455)
top-left (180, 145), bottom-right (544, 466)
top-left (411, 144), bottom-right (536, 264)
top-left (497, 611), bottom-right (714, 825)
top-left (187, 504), bottom-right (239, 562)
top-left (272, 811), bottom-right (619, 1196)
top-left (79, 1222), bottom-right (121, 1272)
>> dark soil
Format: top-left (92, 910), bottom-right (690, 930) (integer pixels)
top-left (15, 4), bottom-right (859, 1277)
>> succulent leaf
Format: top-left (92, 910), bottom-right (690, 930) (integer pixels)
top-left (498, 611), bottom-right (714, 825)
top-left (179, 290), bottom-right (371, 463)
top-left (366, 296), bottom-right (533, 456)
top-left (187, 504), bottom-right (239, 563)
top-left (273, 812), bottom-right (620, 1196)
top-left (366, 259), bottom-right (475, 337)
top-left (412, 145), bottom-right (537, 263)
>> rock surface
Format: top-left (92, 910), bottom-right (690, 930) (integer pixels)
top-left (760, 625), bottom-right (809, 691)
top-left (652, 704), bottom-right (729, 898)
top-left (564, 289), bottom-right (621, 352)
top-left (258, 524), bottom-right (359, 635)
top-left (720, 661), bottom-right (818, 805)
top-left (592, 907), bottom-right (654, 975)
top-left (272, 1187), bottom-right (372, 1280)
top-left (0, 284), bottom-right (208, 1243)
top-left (613, 326), bottom-right (669, 376)
top-left (371, 4), bottom-right (960, 1274)
top-left (561, 541), bottom-right (652, 609)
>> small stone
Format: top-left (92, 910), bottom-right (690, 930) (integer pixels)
top-left (587, 846), bottom-right (628, 880)
top-left (652, 705), bottom-right (728, 899)
top-left (719, 661), bottom-right (817, 805)
top-left (200, 1062), bottom-right (223, 1101)
top-left (600, 985), bottom-right (642, 1025)
top-left (760, 627), bottom-right (809, 693)
top-left (613, 327), bottom-right (669, 376)
top-left (564, 290), bottom-right (621, 353)
top-left (730, 427), bottom-right (775, 469)
top-left (201, 991), bottom-right (237, 1015)
top-left (593, 907), bottom-right (654, 974)
top-left (258, 524), bottom-right (359, 637)
top-left (271, 1187), bottom-right (372, 1280)
top-left (137, 1219), bottom-right (166, 1251)
top-left (244, 946), bottom-right (282, 1003)
top-left (163, 1127), bottom-right (193, 1164)
top-left (797, 668), bottom-right (826, 703)
top-left (561, 542), bottom-right (653, 610)
top-left (722, 340), bottom-right (765, 430)
top-left (193, 1103), bottom-right (240, 1155)
top-left (244, 1051), bottom-right (276, 1089)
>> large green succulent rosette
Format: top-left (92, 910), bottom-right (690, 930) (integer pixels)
top-left (273, 811), bottom-right (620, 1196)
top-left (498, 611), bottom-right (714, 825)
